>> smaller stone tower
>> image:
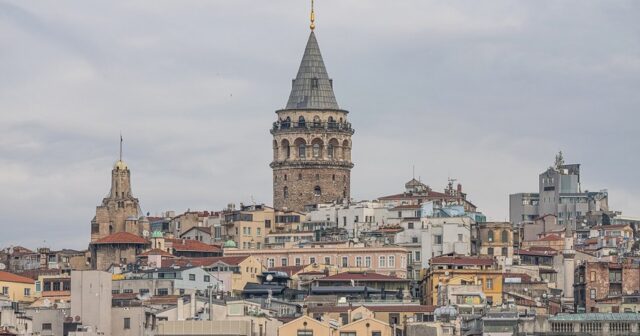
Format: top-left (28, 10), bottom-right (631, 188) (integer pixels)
top-left (90, 137), bottom-right (142, 241)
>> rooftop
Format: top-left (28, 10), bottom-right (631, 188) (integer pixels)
top-left (430, 255), bottom-right (494, 266)
top-left (92, 232), bottom-right (149, 245)
top-left (0, 271), bottom-right (35, 284)
top-left (316, 272), bottom-right (409, 282)
top-left (165, 238), bottom-right (221, 253)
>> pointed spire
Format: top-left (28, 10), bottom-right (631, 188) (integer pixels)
top-left (120, 133), bottom-right (123, 162)
top-left (285, 32), bottom-right (340, 110)
top-left (310, 0), bottom-right (316, 31)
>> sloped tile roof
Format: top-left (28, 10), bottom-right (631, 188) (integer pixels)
top-left (430, 255), bottom-right (493, 266)
top-left (0, 271), bottom-right (35, 284)
top-left (316, 272), bottom-right (408, 282)
top-left (165, 239), bottom-right (221, 252)
top-left (161, 256), bottom-right (250, 268)
top-left (92, 232), bottom-right (149, 245)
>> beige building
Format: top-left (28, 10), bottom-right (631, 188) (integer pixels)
top-left (89, 232), bottom-right (150, 270)
top-left (279, 314), bottom-right (392, 336)
top-left (478, 222), bottom-right (514, 267)
top-left (90, 149), bottom-right (148, 242)
top-left (221, 204), bottom-right (274, 250)
top-left (71, 270), bottom-right (112, 335)
top-left (225, 242), bottom-right (408, 278)
top-left (270, 25), bottom-right (354, 213)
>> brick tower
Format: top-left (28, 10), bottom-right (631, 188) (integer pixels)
top-left (270, 9), bottom-right (354, 212)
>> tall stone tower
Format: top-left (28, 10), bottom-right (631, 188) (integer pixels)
top-left (270, 8), bottom-right (354, 212)
top-left (90, 139), bottom-right (144, 241)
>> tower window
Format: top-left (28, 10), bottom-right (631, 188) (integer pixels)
top-left (312, 78), bottom-right (319, 88)
top-left (298, 116), bottom-right (306, 128)
top-left (314, 186), bottom-right (321, 196)
top-left (284, 174), bottom-right (288, 181)
top-left (316, 174), bottom-right (320, 181)
top-left (284, 187), bottom-right (289, 199)
top-left (298, 143), bottom-right (306, 158)
top-left (332, 174), bottom-right (335, 181)
top-left (298, 173), bottom-right (302, 180)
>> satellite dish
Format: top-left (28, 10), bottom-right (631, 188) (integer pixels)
top-left (142, 230), bottom-right (150, 238)
top-left (75, 316), bottom-right (81, 322)
top-left (266, 274), bottom-right (274, 282)
top-left (0, 263), bottom-right (6, 270)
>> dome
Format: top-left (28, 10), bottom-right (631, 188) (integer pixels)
top-left (223, 240), bottom-right (237, 248)
top-left (151, 231), bottom-right (164, 238)
top-left (114, 160), bottom-right (128, 170)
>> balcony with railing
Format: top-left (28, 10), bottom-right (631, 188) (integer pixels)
top-left (271, 121), bottom-right (354, 134)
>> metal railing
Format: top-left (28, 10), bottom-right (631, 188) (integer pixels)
top-left (272, 121), bottom-right (353, 132)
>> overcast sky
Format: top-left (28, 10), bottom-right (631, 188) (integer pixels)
top-left (1, 1), bottom-right (639, 250)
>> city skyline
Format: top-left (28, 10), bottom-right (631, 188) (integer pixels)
top-left (1, 0), bottom-right (639, 249)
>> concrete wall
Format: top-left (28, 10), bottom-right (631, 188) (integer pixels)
top-left (157, 320), bottom-right (251, 336)
top-left (71, 270), bottom-right (112, 336)
top-left (25, 307), bottom-right (68, 336)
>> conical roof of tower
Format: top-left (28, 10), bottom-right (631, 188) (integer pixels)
top-left (285, 31), bottom-right (340, 110)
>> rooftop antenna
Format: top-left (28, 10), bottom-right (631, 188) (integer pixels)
top-left (119, 132), bottom-right (123, 161)
top-left (310, 0), bottom-right (316, 31)
top-left (412, 165), bottom-right (415, 179)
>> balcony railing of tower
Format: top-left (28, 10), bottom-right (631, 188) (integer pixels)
top-left (271, 121), bottom-right (353, 133)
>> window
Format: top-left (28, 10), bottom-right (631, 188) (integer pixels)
top-left (42, 323), bottom-right (52, 331)
top-left (157, 288), bottom-right (169, 296)
top-left (388, 255), bottom-right (395, 268)
top-left (310, 257), bottom-right (316, 264)
top-left (324, 257), bottom-right (331, 265)
top-left (267, 258), bottom-right (275, 268)
top-left (414, 251), bottom-right (421, 261)
top-left (257, 228), bottom-right (261, 236)
top-left (284, 187), bottom-right (289, 199)
top-left (488, 230), bottom-right (494, 242)
top-left (189, 274), bottom-right (196, 281)
top-left (487, 247), bottom-right (494, 256)
top-left (342, 256), bottom-right (348, 267)
top-left (486, 278), bottom-right (493, 289)
top-left (372, 332), bottom-right (382, 336)
top-left (314, 186), bottom-right (321, 196)
top-left (298, 116), bottom-right (306, 127)
top-left (24, 288), bottom-right (31, 296)
top-left (501, 247), bottom-right (508, 256)
top-left (590, 289), bottom-right (596, 299)
top-left (365, 256), bottom-right (372, 268)
top-left (355, 216), bottom-right (359, 223)
top-left (298, 173), bottom-right (303, 180)
top-left (590, 271), bottom-right (596, 282)
top-left (124, 317), bottom-right (131, 330)
top-left (458, 234), bottom-right (463, 242)
top-left (297, 331), bottom-right (313, 336)
top-left (356, 256), bottom-right (362, 267)
top-left (298, 143), bottom-right (306, 158)
top-left (434, 235), bottom-right (442, 244)
top-left (340, 332), bottom-right (356, 336)
top-left (123, 289), bottom-right (133, 294)
top-left (313, 144), bottom-right (320, 158)
top-left (265, 220), bottom-right (271, 228)
top-left (501, 230), bottom-right (509, 243)
top-left (408, 222), bottom-right (414, 229)
top-left (204, 275), bottom-right (210, 282)
top-left (139, 289), bottom-right (150, 295)
top-left (379, 256), bottom-right (386, 268)
top-left (53, 282), bottom-right (60, 291)
top-left (281, 258), bottom-right (288, 267)
top-left (43, 282), bottom-right (51, 291)
top-left (412, 237), bottom-right (418, 243)
top-left (112, 289), bottom-right (120, 295)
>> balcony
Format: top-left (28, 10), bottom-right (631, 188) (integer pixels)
top-left (271, 121), bottom-right (354, 134)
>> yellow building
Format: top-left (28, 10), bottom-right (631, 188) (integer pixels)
top-left (278, 314), bottom-right (392, 336)
top-left (222, 204), bottom-right (274, 250)
top-left (424, 255), bottom-right (503, 306)
top-left (0, 271), bottom-right (36, 303)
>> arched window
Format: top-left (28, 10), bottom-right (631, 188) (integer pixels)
top-left (315, 174), bottom-right (320, 181)
top-left (294, 138), bottom-right (306, 159)
top-left (298, 173), bottom-right (302, 180)
top-left (298, 116), bottom-right (306, 128)
top-left (311, 138), bottom-right (323, 159)
top-left (273, 140), bottom-right (278, 160)
top-left (501, 230), bottom-right (509, 243)
top-left (328, 116), bottom-right (336, 129)
top-left (328, 138), bottom-right (339, 159)
top-left (281, 139), bottom-right (290, 159)
top-left (314, 186), bottom-right (321, 196)
top-left (282, 117), bottom-right (291, 129)
top-left (342, 140), bottom-right (350, 161)
top-left (298, 143), bottom-right (306, 158)
top-left (313, 143), bottom-right (320, 158)
top-left (343, 188), bottom-right (347, 198)
top-left (313, 116), bottom-right (321, 127)
top-left (488, 230), bottom-right (494, 242)
top-left (283, 187), bottom-right (289, 199)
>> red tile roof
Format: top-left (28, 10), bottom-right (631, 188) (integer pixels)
top-left (0, 271), bottom-right (35, 284)
top-left (528, 246), bottom-right (559, 252)
top-left (92, 232), bottom-right (149, 245)
top-left (138, 249), bottom-right (175, 257)
top-left (316, 272), bottom-right (409, 282)
top-left (430, 255), bottom-right (493, 266)
top-left (180, 226), bottom-right (212, 236)
top-left (161, 256), bottom-right (250, 268)
top-left (592, 224), bottom-right (631, 230)
top-left (166, 239), bottom-right (221, 252)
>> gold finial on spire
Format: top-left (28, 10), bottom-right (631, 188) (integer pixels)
top-left (310, 0), bottom-right (315, 31)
